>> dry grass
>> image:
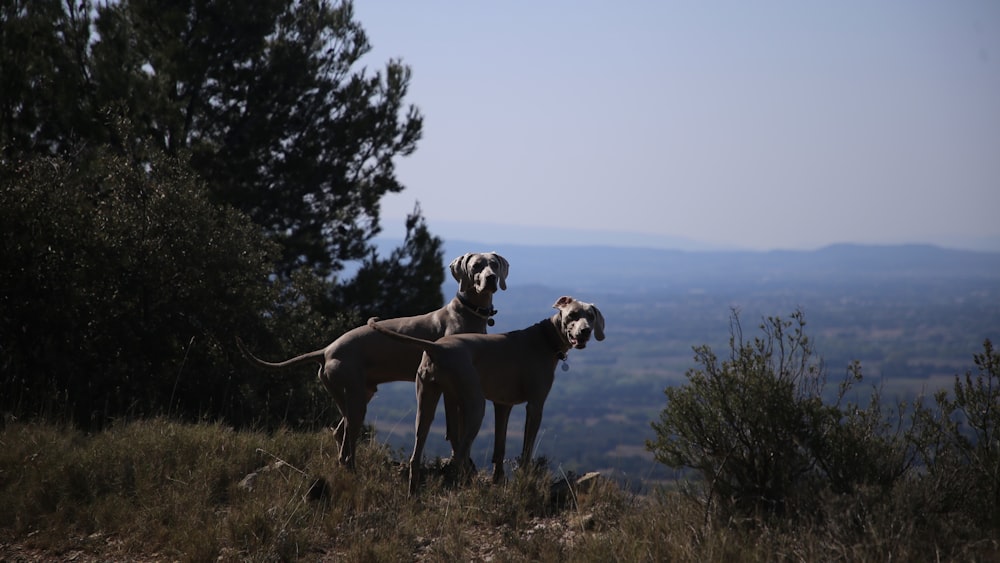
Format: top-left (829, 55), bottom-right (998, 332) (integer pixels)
top-left (0, 418), bottom-right (996, 562)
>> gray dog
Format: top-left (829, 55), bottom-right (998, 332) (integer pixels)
top-left (238, 252), bottom-right (509, 468)
top-left (368, 296), bottom-right (605, 494)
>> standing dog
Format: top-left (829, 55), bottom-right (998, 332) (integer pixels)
top-left (237, 252), bottom-right (509, 468)
top-left (368, 296), bottom-right (605, 494)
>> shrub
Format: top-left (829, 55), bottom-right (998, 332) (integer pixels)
top-left (646, 309), bottom-right (912, 521)
top-left (0, 138), bottom-right (340, 429)
top-left (911, 338), bottom-right (1000, 531)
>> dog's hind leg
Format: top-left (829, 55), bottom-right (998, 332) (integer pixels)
top-left (319, 363), bottom-right (349, 450)
top-left (323, 361), bottom-right (368, 469)
top-left (451, 376), bottom-right (486, 485)
top-left (409, 379), bottom-right (441, 495)
top-left (331, 386), bottom-right (376, 450)
top-left (339, 387), bottom-right (367, 468)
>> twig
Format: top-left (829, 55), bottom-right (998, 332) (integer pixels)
top-left (557, 465), bottom-right (582, 521)
top-left (169, 336), bottom-right (196, 416)
top-left (255, 447), bottom-right (308, 477)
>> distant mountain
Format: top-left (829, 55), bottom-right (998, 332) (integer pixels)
top-left (379, 220), bottom-right (732, 252)
top-left (377, 219), bottom-right (1000, 254)
top-left (428, 241), bottom-right (1000, 291)
top-left (366, 235), bottom-right (1000, 292)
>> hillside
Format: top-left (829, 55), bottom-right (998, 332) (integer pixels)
top-left (2, 419), bottom-right (994, 562)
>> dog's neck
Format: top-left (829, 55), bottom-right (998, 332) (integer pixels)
top-left (455, 291), bottom-right (497, 326)
top-left (539, 315), bottom-right (570, 361)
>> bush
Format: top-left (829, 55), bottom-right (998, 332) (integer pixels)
top-left (911, 338), bottom-right (1000, 531)
top-left (646, 309), bottom-right (912, 520)
top-left (0, 139), bottom-right (339, 429)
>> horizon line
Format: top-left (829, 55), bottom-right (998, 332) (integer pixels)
top-left (376, 218), bottom-right (1000, 254)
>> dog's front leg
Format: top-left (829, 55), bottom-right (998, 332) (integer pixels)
top-left (520, 401), bottom-right (544, 470)
top-left (491, 403), bottom-right (513, 483)
top-left (442, 393), bottom-right (461, 457)
top-left (456, 391), bottom-right (486, 485)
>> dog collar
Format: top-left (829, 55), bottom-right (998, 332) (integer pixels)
top-left (539, 319), bottom-right (570, 369)
top-left (456, 293), bottom-right (498, 326)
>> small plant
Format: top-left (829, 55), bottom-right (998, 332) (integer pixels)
top-left (911, 338), bottom-right (1000, 530)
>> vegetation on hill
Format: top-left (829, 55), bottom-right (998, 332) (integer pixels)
top-left (1, 324), bottom-right (996, 561)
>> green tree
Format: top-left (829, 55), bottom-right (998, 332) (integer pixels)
top-left (3, 0), bottom-right (426, 281)
top-left (0, 130), bottom-right (304, 427)
top-left (0, 0), bottom-right (96, 152)
top-left (336, 203), bottom-right (444, 320)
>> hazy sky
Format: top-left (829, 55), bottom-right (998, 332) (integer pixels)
top-left (354, 2), bottom-right (1000, 251)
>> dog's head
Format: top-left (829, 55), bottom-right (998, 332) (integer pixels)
top-left (450, 252), bottom-right (509, 295)
top-left (552, 296), bottom-right (605, 350)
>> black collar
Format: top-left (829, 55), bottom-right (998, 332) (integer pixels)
top-left (539, 318), bottom-right (569, 361)
top-left (456, 292), bottom-right (497, 326)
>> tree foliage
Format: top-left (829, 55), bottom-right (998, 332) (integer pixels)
top-left (3, 0), bottom-right (425, 279)
top-left (2, 133), bottom-right (281, 425)
top-left (1, 0), bottom-right (444, 428)
top-left (336, 203), bottom-right (445, 320)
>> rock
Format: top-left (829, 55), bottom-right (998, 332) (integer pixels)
top-left (571, 512), bottom-right (596, 531)
top-left (575, 472), bottom-right (603, 494)
top-left (237, 471), bottom-right (258, 491)
top-left (550, 471), bottom-right (604, 506)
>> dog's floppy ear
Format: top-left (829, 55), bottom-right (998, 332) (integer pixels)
top-left (449, 253), bottom-right (469, 281)
top-left (450, 253), bottom-right (474, 292)
top-left (491, 252), bottom-right (510, 291)
top-left (552, 296), bottom-right (574, 309)
top-left (590, 304), bottom-right (606, 341)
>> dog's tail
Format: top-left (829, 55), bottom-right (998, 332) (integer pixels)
top-left (366, 317), bottom-right (442, 354)
top-left (235, 336), bottom-right (326, 370)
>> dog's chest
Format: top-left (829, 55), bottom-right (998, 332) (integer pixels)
top-left (483, 363), bottom-right (556, 406)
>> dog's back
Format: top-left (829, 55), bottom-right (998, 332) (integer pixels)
top-left (370, 318), bottom-right (560, 405)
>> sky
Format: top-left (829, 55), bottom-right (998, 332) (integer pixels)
top-left (353, 1), bottom-right (1000, 251)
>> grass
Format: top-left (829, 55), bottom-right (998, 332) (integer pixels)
top-left (0, 418), bottom-right (996, 562)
